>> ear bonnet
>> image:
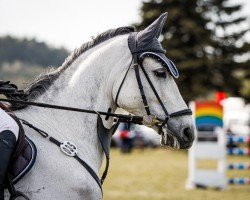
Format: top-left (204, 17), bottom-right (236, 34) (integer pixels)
top-left (128, 13), bottom-right (179, 78)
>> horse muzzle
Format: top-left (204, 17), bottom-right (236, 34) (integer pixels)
top-left (159, 124), bottom-right (195, 149)
top-left (141, 114), bottom-right (195, 149)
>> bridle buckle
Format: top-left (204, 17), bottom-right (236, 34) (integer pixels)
top-left (142, 114), bottom-right (159, 127)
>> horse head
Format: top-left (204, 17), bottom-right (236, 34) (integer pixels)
top-left (113, 13), bottom-right (195, 149)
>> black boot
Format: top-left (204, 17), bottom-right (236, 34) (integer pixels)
top-left (0, 130), bottom-right (16, 200)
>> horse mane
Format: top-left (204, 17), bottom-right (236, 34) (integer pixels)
top-left (24, 26), bottom-right (135, 102)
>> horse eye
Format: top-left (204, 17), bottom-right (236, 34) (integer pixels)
top-left (153, 69), bottom-right (166, 78)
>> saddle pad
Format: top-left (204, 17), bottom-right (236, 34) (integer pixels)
top-left (4, 136), bottom-right (37, 188)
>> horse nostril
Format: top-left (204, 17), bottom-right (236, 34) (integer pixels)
top-left (182, 127), bottom-right (194, 142)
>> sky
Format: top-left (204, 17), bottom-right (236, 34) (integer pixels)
top-left (0, 0), bottom-right (141, 50)
top-left (0, 0), bottom-right (249, 51)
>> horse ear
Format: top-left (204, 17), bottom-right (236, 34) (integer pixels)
top-left (137, 12), bottom-right (168, 43)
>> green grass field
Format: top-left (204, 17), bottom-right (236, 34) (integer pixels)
top-left (103, 148), bottom-right (250, 200)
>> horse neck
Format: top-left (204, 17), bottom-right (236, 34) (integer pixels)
top-left (15, 35), bottom-right (131, 172)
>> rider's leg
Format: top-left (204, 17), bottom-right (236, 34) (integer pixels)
top-left (0, 108), bottom-right (19, 140)
top-left (0, 108), bottom-right (19, 200)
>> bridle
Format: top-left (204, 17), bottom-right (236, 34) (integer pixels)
top-left (115, 33), bottom-right (192, 134)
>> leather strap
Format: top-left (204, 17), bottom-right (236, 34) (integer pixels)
top-left (6, 174), bottom-right (30, 200)
top-left (114, 61), bottom-right (132, 107)
top-left (97, 116), bottom-right (119, 184)
top-left (139, 64), bottom-right (169, 116)
top-left (134, 65), bottom-right (151, 115)
top-left (20, 119), bottom-right (103, 195)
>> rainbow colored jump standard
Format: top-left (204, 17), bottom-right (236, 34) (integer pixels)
top-left (195, 101), bottom-right (223, 129)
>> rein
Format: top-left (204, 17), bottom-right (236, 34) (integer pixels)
top-left (0, 98), bottom-right (144, 125)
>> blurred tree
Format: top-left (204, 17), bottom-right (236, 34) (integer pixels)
top-left (135, 0), bottom-right (250, 102)
top-left (0, 36), bottom-right (69, 67)
top-left (204, 0), bottom-right (250, 101)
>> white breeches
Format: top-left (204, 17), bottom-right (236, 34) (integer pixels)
top-left (0, 108), bottom-right (19, 140)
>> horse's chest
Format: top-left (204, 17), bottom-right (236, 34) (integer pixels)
top-left (13, 131), bottom-right (101, 199)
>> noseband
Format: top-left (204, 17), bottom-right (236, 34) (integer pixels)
top-left (115, 33), bottom-right (192, 133)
